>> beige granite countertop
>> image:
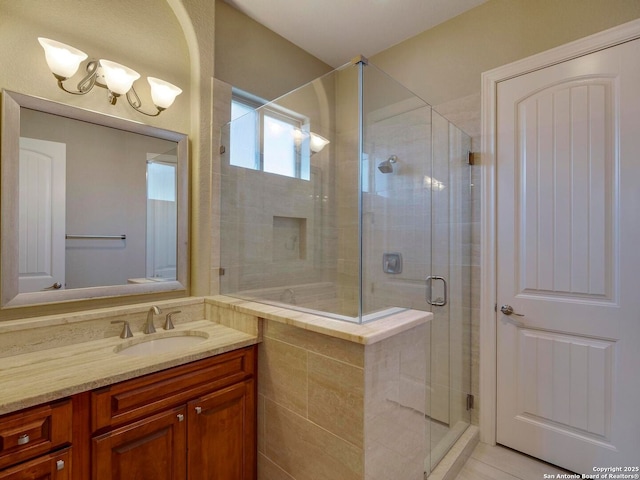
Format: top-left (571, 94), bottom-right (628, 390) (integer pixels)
top-left (207, 295), bottom-right (432, 344)
top-left (0, 319), bottom-right (258, 415)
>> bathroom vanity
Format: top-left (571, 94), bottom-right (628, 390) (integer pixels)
top-left (0, 299), bottom-right (260, 479)
top-left (0, 346), bottom-right (256, 479)
top-left (0, 347), bottom-right (256, 479)
top-left (90, 346), bottom-right (256, 480)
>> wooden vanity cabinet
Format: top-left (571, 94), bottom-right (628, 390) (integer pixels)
top-left (90, 346), bottom-right (257, 480)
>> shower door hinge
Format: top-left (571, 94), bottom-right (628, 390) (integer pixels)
top-left (466, 394), bottom-right (475, 411)
top-left (467, 151), bottom-right (476, 165)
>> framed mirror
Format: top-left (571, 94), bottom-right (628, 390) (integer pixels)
top-left (1, 90), bottom-right (189, 308)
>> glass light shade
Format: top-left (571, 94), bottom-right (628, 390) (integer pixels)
top-left (147, 77), bottom-right (182, 109)
top-left (309, 133), bottom-right (330, 153)
top-left (100, 60), bottom-right (140, 95)
top-left (38, 37), bottom-right (87, 79)
top-left (292, 128), bottom-right (306, 147)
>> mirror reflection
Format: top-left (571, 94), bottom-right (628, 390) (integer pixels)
top-left (2, 90), bottom-right (189, 308)
top-left (19, 109), bottom-right (178, 292)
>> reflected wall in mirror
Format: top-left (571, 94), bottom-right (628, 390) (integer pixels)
top-left (1, 90), bottom-right (189, 308)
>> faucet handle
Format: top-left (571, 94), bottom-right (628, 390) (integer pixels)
top-left (111, 320), bottom-right (133, 339)
top-left (164, 311), bottom-right (181, 330)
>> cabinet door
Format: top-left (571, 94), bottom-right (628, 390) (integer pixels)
top-left (187, 379), bottom-right (256, 480)
top-left (92, 406), bottom-right (186, 480)
top-left (0, 448), bottom-right (71, 480)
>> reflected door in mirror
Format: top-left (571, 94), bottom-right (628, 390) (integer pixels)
top-left (18, 137), bottom-right (66, 293)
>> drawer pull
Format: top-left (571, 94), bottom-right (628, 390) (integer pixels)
top-left (17, 434), bottom-right (30, 445)
top-left (56, 460), bottom-right (65, 471)
top-left (195, 406), bottom-right (202, 414)
top-left (177, 414), bottom-right (184, 422)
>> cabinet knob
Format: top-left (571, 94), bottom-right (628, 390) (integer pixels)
top-left (177, 414), bottom-right (184, 422)
top-left (17, 434), bottom-right (30, 445)
top-left (195, 406), bottom-right (202, 414)
top-left (56, 460), bottom-right (65, 471)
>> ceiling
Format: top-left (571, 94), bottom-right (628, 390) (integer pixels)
top-left (224, 0), bottom-right (488, 67)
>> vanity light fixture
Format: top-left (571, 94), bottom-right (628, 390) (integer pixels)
top-left (37, 37), bottom-right (182, 116)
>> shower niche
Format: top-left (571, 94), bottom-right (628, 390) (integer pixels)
top-left (219, 56), bottom-right (473, 477)
top-left (272, 216), bottom-right (306, 261)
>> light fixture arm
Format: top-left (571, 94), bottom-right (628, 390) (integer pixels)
top-left (55, 60), bottom-right (99, 96)
top-left (126, 87), bottom-right (164, 117)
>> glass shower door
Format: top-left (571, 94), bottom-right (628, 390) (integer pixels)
top-left (425, 111), bottom-right (473, 473)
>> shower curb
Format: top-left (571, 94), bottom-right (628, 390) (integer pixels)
top-left (426, 425), bottom-right (479, 480)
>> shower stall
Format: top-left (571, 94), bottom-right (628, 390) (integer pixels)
top-left (219, 57), bottom-right (473, 476)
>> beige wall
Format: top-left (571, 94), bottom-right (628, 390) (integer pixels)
top-left (371, 0), bottom-right (640, 105)
top-left (0, 0), bottom-right (190, 132)
top-left (214, 0), bottom-right (332, 101)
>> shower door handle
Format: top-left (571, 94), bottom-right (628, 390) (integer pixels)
top-left (425, 276), bottom-right (447, 306)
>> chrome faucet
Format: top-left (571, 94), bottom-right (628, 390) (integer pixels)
top-left (143, 306), bottom-right (162, 334)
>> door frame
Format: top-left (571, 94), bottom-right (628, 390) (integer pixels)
top-left (479, 18), bottom-right (640, 446)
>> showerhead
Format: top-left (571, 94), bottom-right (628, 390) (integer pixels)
top-left (377, 155), bottom-right (397, 174)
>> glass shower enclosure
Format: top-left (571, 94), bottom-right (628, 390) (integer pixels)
top-left (220, 57), bottom-right (473, 476)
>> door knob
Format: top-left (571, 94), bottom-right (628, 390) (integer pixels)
top-left (43, 282), bottom-right (62, 290)
top-left (500, 305), bottom-right (524, 317)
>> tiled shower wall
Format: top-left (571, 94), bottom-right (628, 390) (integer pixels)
top-left (215, 79), bottom-right (341, 306)
top-left (253, 313), bottom-right (429, 480)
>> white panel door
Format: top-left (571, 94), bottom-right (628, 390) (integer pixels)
top-left (496, 39), bottom-right (640, 472)
top-left (19, 137), bottom-right (66, 293)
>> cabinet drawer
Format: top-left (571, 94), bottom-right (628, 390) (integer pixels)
top-left (91, 346), bottom-right (255, 432)
top-left (0, 447), bottom-right (71, 480)
top-left (0, 400), bottom-right (72, 470)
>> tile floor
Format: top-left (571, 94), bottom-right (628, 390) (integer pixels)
top-left (455, 442), bottom-right (573, 480)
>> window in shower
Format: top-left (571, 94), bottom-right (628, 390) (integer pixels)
top-left (230, 98), bottom-right (259, 170)
top-left (231, 93), bottom-right (310, 180)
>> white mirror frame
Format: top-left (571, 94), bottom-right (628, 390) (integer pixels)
top-left (0, 90), bottom-right (189, 308)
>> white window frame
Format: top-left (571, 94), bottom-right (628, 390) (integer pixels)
top-left (231, 90), bottom-right (310, 180)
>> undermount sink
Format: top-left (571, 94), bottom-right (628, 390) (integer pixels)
top-left (115, 332), bottom-right (209, 356)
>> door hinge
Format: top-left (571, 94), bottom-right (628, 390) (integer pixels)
top-left (494, 303), bottom-right (497, 312)
top-left (218, 267), bottom-right (225, 276)
top-left (220, 145), bottom-right (226, 155)
top-left (466, 393), bottom-right (475, 411)
top-left (467, 151), bottom-right (476, 165)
